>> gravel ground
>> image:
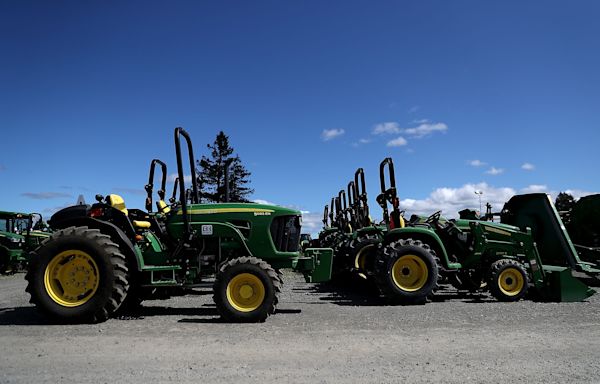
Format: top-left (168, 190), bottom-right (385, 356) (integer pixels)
top-left (1, 271), bottom-right (600, 384)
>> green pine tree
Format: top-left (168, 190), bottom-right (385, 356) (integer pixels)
top-left (196, 131), bottom-right (254, 203)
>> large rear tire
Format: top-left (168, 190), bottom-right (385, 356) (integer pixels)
top-left (25, 226), bottom-right (130, 323)
top-left (213, 256), bottom-right (281, 322)
top-left (374, 238), bottom-right (439, 304)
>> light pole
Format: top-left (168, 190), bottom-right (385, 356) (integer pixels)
top-left (474, 190), bottom-right (483, 215)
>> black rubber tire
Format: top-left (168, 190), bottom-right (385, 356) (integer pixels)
top-left (348, 235), bottom-right (380, 276)
top-left (488, 259), bottom-right (529, 302)
top-left (374, 238), bottom-right (439, 304)
top-left (25, 226), bottom-right (130, 323)
top-left (213, 256), bottom-right (281, 322)
top-left (0, 249), bottom-right (9, 275)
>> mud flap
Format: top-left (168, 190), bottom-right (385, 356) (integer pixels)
top-left (293, 248), bottom-right (333, 283)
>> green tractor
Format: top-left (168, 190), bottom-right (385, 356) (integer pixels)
top-left (25, 127), bottom-right (331, 323)
top-left (0, 211), bottom-right (50, 274)
top-left (320, 158), bottom-right (599, 304)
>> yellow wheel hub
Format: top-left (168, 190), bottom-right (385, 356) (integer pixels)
top-left (498, 268), bottom-right (525, 296)
top-left (44, 250), bottom-right (100, 307)
top-left (226, 273), bottom-right (265, 312)
top-left (391, 254), bottom-right (428, 292)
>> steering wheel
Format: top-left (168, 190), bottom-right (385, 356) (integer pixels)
top-left (425, 210), bottom-right (442, 224)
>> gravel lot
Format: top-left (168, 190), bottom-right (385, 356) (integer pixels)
top-left (1, 271), bottom-right (599, 384)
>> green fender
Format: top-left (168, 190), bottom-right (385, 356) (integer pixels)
top-left (383, 227), bottom-right (462, 270)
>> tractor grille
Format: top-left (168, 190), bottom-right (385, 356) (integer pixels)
top-left (270, 215), bottom-right (301, 252)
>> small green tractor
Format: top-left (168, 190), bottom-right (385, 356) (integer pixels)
top-left (317, 158), bottom-right (600, 304)
top-left (0, 211), bottom-right (50, 274)
top-left (26, 128), bottom-right (331, 323)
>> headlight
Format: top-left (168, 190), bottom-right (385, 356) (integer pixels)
top-left (9, 237), bottom-right (22, 244)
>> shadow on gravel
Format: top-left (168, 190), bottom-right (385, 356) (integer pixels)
top-left (306, 275), bottom-right (496, 306)
top-left (0, 307), bottom-right (54, 325)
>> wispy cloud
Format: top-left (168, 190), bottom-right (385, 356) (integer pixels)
top-left (372, 121), bottom-right (448, 139)
top-left (321, 128), bottom-right (345, 141)
top-left (21, 192), bottom-right (72, 200)
top-left (469, 159), bottom-right (487, 167)
top-left (485, 167), bottom-right (504, 175)
top-left (387, 136), bottom-right (408, 147)
top-left (113, 187), bottom-right (146, 196)
top-left (521, 162), bottom-right (535, 171)
top-left (404, 122), bottom-right (448, 138)
top-left (168, 173), bottom-right (193, 184)
top-left (408, 106), bottom-right (420, 113)
top-left (372, 122), bottom-right (400, 135)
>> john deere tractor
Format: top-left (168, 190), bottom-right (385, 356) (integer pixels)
top-left (25, 127), bottom-right (331, 323)
top-left (0, 211), bottom-right (50, 274)
top-left (318, 158), bottom-right (599, 304)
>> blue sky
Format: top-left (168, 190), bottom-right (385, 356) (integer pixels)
top-left (1, 1), bottom-right (599, 234)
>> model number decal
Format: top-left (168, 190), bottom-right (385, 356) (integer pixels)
top-left (201, 225), bottom-right (213, 235)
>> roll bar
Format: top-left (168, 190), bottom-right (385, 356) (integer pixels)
top-left (145, 159), bottom-right (167, 212)
top-left (174, 127), bottom-right (199, 237)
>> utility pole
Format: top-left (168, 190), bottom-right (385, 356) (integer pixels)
top-left (474, 190), bottom-right (483, 215)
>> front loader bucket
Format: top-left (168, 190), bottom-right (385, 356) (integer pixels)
top-left (293, 248), bottom-right (333, 283)
top-left (540, 266), bottom-right (596, 302)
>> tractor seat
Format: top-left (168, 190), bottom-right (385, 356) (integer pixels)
top-left (156, 200), bottom-right (171, 214)
top-left (107, 194), bottom-right (152, 229)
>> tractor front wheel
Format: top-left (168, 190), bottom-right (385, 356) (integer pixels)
top-left (25, 226), bottom-right (130, 323)
top-left (213, 257), bottom-right (281, 322)
top-left (374, 238), bottom-right (439, 304)
top-left (488, 259), bottom-right (529, 302)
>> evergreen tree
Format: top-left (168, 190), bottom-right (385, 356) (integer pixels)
top-left (555, 192), bottom-right (576, 224)
top-left (196, 131), bottom-right (253, 203)
top-left (555, 192), bottom-right (576, 212)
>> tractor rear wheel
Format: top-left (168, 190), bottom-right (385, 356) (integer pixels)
top-left (25, 226), bottom-right (130, 323)
top-left (374, 238), bottom-right (439, 304)
top-left (488, 259), bottom-right (529, 302)
top-left (213, 256), bottom-right (281, 322)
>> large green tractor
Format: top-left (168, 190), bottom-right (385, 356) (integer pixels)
top-left (25, 127), bottom-right (331, 323)
top-left (0, 211), bottom-right (50, 274)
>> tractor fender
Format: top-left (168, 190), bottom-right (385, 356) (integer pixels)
top-left (383, 227), bottom-right (461, 270)
top-left (47, 216), bottom-right (144, 272)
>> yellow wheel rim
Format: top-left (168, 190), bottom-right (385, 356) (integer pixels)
top-left (391, 254), bottom-right (428, 292)
top-left (354, 244), bottom-right (374, 271)
top-left (43, 250), bottom-right (100, 307)
top-left (498, 268), bottom-right (525, 296)
top-left (226, 273), bottom-right (265, 312)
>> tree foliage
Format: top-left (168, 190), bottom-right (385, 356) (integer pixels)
top-left (196, 131), bottom-right (253, 203)
top-left (555, 192), bottom-right (576, 212)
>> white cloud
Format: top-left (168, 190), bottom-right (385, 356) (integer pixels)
top-left (387, 136), bottom-right (408, 147)
top-left (469, 159), bottom-right (487, 167)
top-left (399, 182), bottom-right (516, 218)
top-left (520, 184), bottom-right (547, 194)
top-left (404, 122), bottom-right (448, 138)
top-left (252, 199), bottom-right (276, 205)
top-left (300, 211), bottom-right (323, 236)
top-left (408, 106), bottom-right (420, 113)
top-left (321, 128), bottom-right (345, 141)
top-left (521, 163), bottom-right (535, 171)
top-left (372, 122), bottom-right (401, 135)
top-left (485, 167), bottom-right (504, 175)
